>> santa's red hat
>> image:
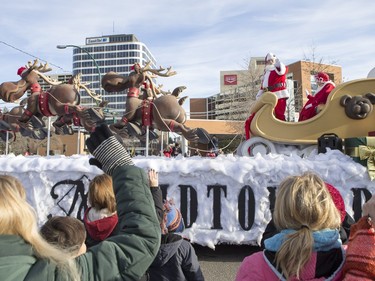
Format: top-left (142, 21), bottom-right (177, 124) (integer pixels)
top-left (17, 67), bottom-right (27, 76)
top-left (315, 72), bottom-right (330, 83)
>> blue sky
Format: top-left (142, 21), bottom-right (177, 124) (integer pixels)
top-left (1, 0), bottom-right (375, 111)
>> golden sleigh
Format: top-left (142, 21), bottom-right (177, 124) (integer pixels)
top-left (237, 78), bottom-right (375, 156)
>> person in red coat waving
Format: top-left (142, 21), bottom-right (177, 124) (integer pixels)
top-left (256, 53), bottom-right (289, 121)
top-left (299, 72), bottom-right (335, 121)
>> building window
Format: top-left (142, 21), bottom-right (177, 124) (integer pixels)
top-left (105, 45), bottom-right (117, 51)
top-left (94, 46), bottom-right (105, 52)
top-left (105, 53), bottom-right (116, 59)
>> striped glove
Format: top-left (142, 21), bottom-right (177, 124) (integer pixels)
top-left (86, 123), bottom-right (133, 175)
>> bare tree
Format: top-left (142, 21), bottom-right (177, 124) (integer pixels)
top-left (291, 44), bottom-right (341, 113)
top-left (1, 133), bottom-right (30, 155)
top-left (302, 45), bottom-right (339, 74)
top-left (217, 57), bottom-right (264, 133)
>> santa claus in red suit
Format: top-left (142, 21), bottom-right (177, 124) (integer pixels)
top-left (256, 53), bottom-right (289, 121)
top-left (298, 72), bottom-right (335, 121)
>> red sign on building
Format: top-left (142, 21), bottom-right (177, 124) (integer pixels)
top-left (224, 74), bottom-right (237, 85)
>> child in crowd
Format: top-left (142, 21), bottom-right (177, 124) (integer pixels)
top-left (163, 199), bottom-right (185, 233)
top-left (261, 182), bottom-right (354, 247)
top-left (83, 173), bottom-right (118, 247)
top-left (40, 216), bottom-right (87, 257)
top-left (0, 123), bottom-right (160, 280)
top-left (236, 172), bottom-right (344, 280)
top-left (84, 169), bottom-right (163, 281)
top-left (84, 170), bottom-right (164, 249)
top-left (147, 174), bottom-right (204, 281)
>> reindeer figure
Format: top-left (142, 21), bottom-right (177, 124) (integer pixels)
top-left (0, 106), bottom-right (48, 141)
top-left (19, 71), bottom-right (104, 133)
top-left (0, 60), bottom-right (56, 103)
top-left (0, 59), bottom-right (105, 133)
top-left (102, 62), bottom-right (210, 143)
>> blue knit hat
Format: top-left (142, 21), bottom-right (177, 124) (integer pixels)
top-left (164, 201), bottom-right (185, 233)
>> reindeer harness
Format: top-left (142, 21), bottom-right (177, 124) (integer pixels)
top-left (38, 92), bottom-right (54, 117)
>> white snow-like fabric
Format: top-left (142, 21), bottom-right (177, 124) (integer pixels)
top-left (0, 149), bottom-right (373, 248)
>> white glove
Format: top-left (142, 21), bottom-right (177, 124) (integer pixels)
top-left (256, 90), bottom-right (263, 100)
top-left (274, 58), bottom-right (280, 68)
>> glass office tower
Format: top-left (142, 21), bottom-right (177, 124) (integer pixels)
top-left (72, 34), bottom-right (156, 118)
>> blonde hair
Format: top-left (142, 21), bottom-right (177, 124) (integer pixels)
top-left (0, 175), bottom-right (80, 280)
top-left (88, 174), bottom-right (116, 213)
top-left (273, 173), bottom-right (341, 280)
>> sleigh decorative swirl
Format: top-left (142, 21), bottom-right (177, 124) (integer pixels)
top-left (238, 78), bottom-right (375, 156)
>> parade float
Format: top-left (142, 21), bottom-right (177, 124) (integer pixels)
top-left (0, 61), bottom-right (375, 248)
top-left (237, 78), bottom-right (375, 157)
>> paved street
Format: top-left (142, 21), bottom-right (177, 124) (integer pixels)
top-left (194, 244), bottom-right (261, 281)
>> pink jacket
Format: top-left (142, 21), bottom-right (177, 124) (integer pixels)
top-left (235, 250), bottom-right (344, 281)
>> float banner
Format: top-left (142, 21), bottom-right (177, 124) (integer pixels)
top-left (0, 150), bottom-right (373, 249)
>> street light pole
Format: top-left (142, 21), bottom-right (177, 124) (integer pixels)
top-left (57, 44), bottom-right (102, 154)
top-left (56, 44), bottom-right (102, 100)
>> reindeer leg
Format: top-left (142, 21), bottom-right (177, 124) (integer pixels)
top-left (31, 128), bottom-right (49, 140)
top-left (18, 95), bottom-right (38, 123)
top-left (113, 98), bottom-right (141, 129)
top-left (160, 119), bottom-right (199, 142)
top-left (29, 116), bottom-right (45, 129)
top-left (0, 131), bottom-right (14, 142)
top-left (114, 109), bottom-right (139, 129)
top-left (0, 120), bottom-right (12, 131)
top-left (60, 104), bottom-right (92, 132)
top-left (53, 115), bottom-right (73, 135)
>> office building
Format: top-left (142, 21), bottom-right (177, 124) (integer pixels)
top-left (70, 34), bottom-right (156, 118)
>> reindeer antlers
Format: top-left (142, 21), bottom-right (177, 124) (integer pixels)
top-left (141, 61), bottom-right (177, 77)
top-left (26, 59), bottom-right (52, 73)
top-left (70, 73), bottom-right (102, 102)
top-left (24, 59), bottom-right (62, 86)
